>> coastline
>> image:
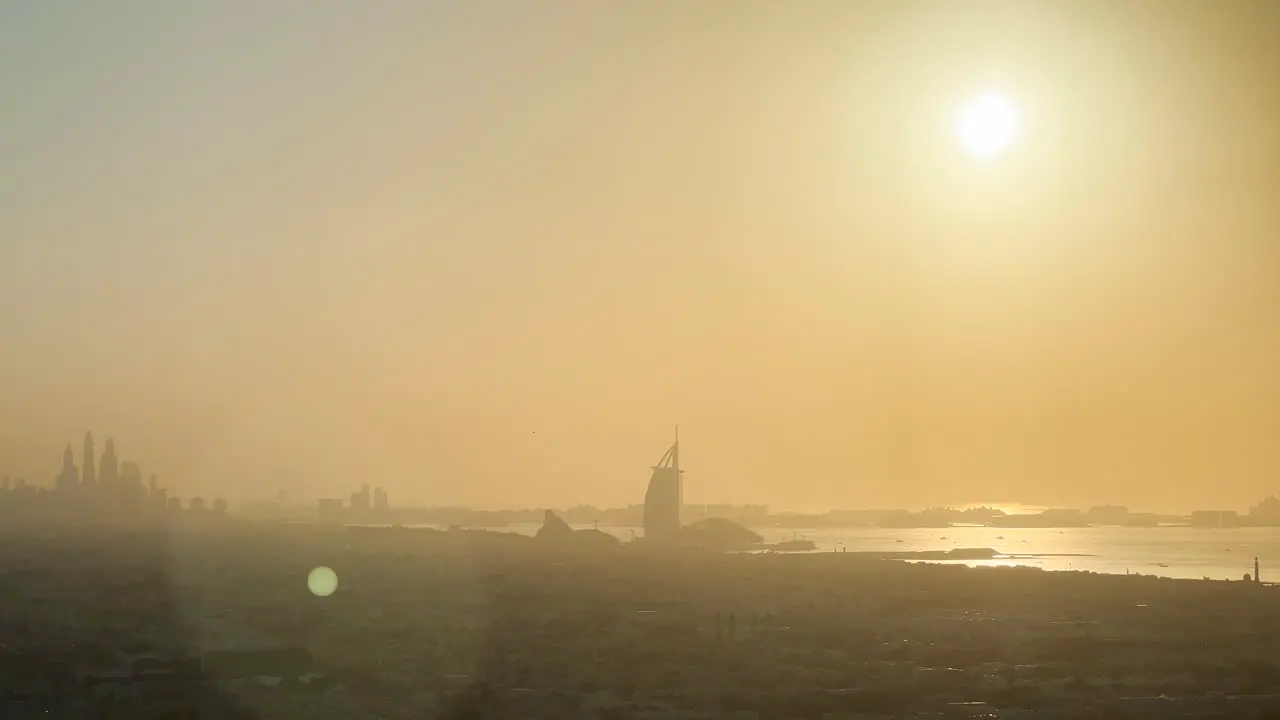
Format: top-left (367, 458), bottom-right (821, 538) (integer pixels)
top-left (2, 515), bottom-right (1280, 712)
top-left (7, 519), bottom-right (1280, 717)
top-left (328, 521), bottom-right (1274, 582)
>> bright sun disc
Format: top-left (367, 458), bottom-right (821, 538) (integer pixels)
top-left (957, 92), bottom-right (1020, 158)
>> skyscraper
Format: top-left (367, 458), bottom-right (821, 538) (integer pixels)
top-left (56, 443), bottom-right (79, 491)
top-left (82, 432), bottom-right (96, 484)
top-left (100, 437), bottom-right (119, 486)
top-left (120, 461), bottom-right (145, 510)
top-left (643, 428), bottom-right (684, 546)
top-left (120, 461), bottom-right (142, 489)
top-left (350, 484), bottom-right (371, 511)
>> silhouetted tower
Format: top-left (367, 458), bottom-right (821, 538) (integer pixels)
top-left (643, 426), bottom-right (684, 545)
top-left (82, 432), bottom-right (96, 484)
top-left (350, 484), bottom-right (371, 511)
top-left (100, 438), bottom-right (119, 486)
top-left (56, 443), bottom-right (79, 491)
top-left (121, 461), bottom-right (141, 485)
top-left (149, 475), bottom-right (168, 513)
top-left (119, 461), bottom-right (144, 511)
top-left (1256, 557), bottom-right (1261, 584)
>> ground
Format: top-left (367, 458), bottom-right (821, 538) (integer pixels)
top-left (1, 521), bottom-right (1279, 718)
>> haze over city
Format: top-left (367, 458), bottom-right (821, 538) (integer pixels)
top-left (3, 1), bottom-right (1278, 512)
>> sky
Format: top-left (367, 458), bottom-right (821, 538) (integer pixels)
top-left (1, 1), bottom-right (1278, 512)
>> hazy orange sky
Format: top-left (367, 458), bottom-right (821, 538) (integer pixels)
top-left (2, 1), bottom-right (1277, 511)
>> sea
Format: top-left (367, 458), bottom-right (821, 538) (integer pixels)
top-left (482, 523), bottom-right (1279, 582)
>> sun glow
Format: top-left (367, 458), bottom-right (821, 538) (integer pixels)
top-left (308, 566), bottom-right (339, 597)
top-left (957, 91), bottom-right (1020, 158)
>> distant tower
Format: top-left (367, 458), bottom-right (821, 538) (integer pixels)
top-left (1256, 557), bottom-right (1261, 584)
top-left (117, 461), bottom-right (144, 512)
top-left (82, 432), bottom-right (96, 484)
top-left (100, 438), bottom-right (119, 486)
top-left (643, 426), bottom-right (684, 546)
top-left (56, 443), bottom-right (79, 491)
top-left (350, 484), bottom-right (371, 511)
top-left (120, 461), bottom-right (142, 488)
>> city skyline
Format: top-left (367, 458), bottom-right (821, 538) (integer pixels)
top-left (0, 430), bottom-right (212, 520)
top-left (7, 431), bottom-right (1280, 520)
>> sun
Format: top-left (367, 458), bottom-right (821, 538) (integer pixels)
top-left (956, 91), bottom-right (1020, 158)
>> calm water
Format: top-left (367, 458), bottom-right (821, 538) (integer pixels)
top-left (486, 523), bottom-right (1280, 581)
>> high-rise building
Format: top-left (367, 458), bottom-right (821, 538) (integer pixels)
top-left (117, 461), bottom-right (145, 511)
top-left (82, 432), bottom-right (96, 485)
top-left (100, 438), bottom-right (119, 486)
top-left (350, 484), bottom-right (371, 511)
top-left (643, 429), bottom-right (684, 546)
top-left (318, 498), bottom-right (344, 522)
top-left (55, 444), bottom-right (79, 491)
top-left (150, 482), bottom-right (168, 514)
top-left (120, 461), bottom-right (142, 488)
